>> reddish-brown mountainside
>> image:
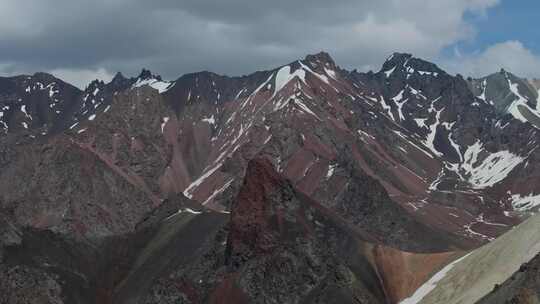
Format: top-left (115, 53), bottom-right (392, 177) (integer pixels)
top-left (2, 52), bottom-right (540, 303)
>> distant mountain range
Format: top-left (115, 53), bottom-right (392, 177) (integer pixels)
top-left (1, 51), bottom-right (539, 303)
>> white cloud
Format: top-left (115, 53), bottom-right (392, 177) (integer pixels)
top-left (0, 0), bottom-right (515, 84)
top-left (226, 0), bottom-right (503, 74)
top-left (49, 68), bottom-right (114, 89)
top-left (442, 41), bottom-right (540, 78)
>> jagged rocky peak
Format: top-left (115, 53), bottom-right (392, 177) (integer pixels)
top-left (471, 68), bottom-right (539, 116)
top-left (383, 52), bottom-right (413, 67)
top-left (86, 79), bottom-right (105, 90)
top-left (111, 71), bottom-right (127, 84)
top-left (380, 52), bottom-right (443, 78)
top-left (176, 70), bottom-right (221, 85)
top-left (104, 71), bottom-right (134, 92)
top-left (488, 68), bottom-right (532, 89)
top-left (303, 51), bottom-right (336, 68)
top-left (137, 68), bottom-right (162, 81)
top-left (31, 72), bottom-right (58, 83)
top-left (16, 72), bottom-right (66, 92)
top-left (497, 69), bottom-right (523, 83)
top-left (129, 68), bottom-right (173, 94)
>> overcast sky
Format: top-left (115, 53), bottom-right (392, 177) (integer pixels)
top-left (0, 0), bottom-right (539, 88)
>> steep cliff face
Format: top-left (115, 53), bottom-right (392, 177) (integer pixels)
top-left (232, 158), bottom-right (472, 303)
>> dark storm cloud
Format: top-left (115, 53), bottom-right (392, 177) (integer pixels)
top-left (4, 0), bottom-right (530, 88)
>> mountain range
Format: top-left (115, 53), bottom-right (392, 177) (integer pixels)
top-left (1, 51), bottom-right (539, 303)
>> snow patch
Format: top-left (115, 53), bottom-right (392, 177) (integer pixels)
top-left (293, 97), bottom-right (320, 120)
top-left (380, 96), bottom-right (395, 121)
top-left (505, 76), bottom-right (540, 126)
top-left (510, 193), bottom-right (540, 211)
top-left (161, 117), bottom-right (170, 133)
top-left (396, 99), bottom-right (409, 121)
top-left (478, 79), bottom-right (487, 102)
top-left (273, 65), bottom-right (306, 97)
top-left (447, 131), bottom-right (462, 162)
top-left (429, 169), bottom-right (444, 191)
top-left (414, 118), bottom-right (428, 128)
top-left (235, 88), bottom-right (246, 99)
top-left (392, 89), bottom-right (408, 121)
top-left (392, 90), bottom-right (405, 103)
top-left (165, 208), bottom-right (204, 220)
top-left (241, 73), bottom-right (274, 110)
top-left (461, 141), bottom-right (523, 189)
top-left (183, 164), bottom-right (223, 199)
top-left (133, 78), bottom-right (174, 93)
top-left (507, 79), bottom-right (529, 122)
top-left (21, 105), bottom-right (32, 120)
top-left (48, 84), bottom-right (59, 98)
top-left (357, 129), bottom-right (375, 140)
top-left (384, 66), bottom-right (396, 77)
top-left (393, 130), bottom-right (434, 159)
top-left (418, 71), bottom-right (439, 77)
top-left (69, 122), bottom-right (79, 129)
top-left (537, 88), bottom-right (540, 111)
top-left (409, 86), bottom-right (427, 100)
top-left (423, 99), bottom-right (444, 157)
top-left (326, 164), bottom-right (337, 179)
top-left (202, 115), bottom-right (215, 125)
top-left (298, 61), bottom-right (336, 90)
top-left (324, 67), bottom-right (337, 80)
top-left (264, 134), bottom-right (272, 144)
top-left (183, 208), bottom-right (203, 214)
